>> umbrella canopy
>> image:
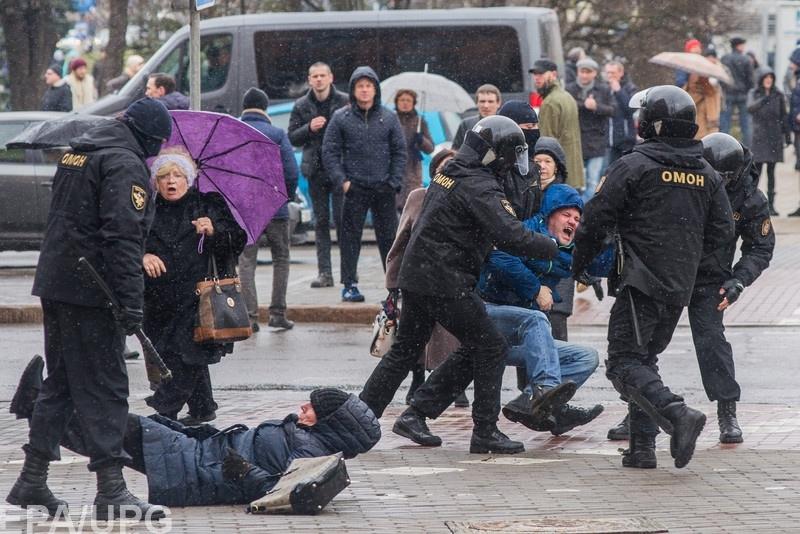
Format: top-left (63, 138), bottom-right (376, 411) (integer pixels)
top-left (156, 110), bottom-right (288, 246)
top-left (649, 52), bottom-right (733, 86)
top-left (5, 115), bottom-right (114, 149)
top-left (381, 72), bottom-right (475, 114)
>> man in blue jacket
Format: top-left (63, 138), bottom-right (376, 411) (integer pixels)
top-left (323, 66), bottom-right (407, 302)
top-left (479, 184), bottom-right (607, 433)
top-left (239, 88), bottom-right (300, 330)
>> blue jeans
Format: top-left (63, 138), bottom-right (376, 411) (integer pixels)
top-left (720, 98), bottom-right (751, 146)
top-left (484, 303), bottom-right (598, 392)
top-left (582, 155), bottom-right (606, 202)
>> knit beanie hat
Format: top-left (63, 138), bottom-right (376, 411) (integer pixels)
top-left (47, 64), bottom-right (62, 77)
top-left (310, 388), bottom-right (350, 420)
top-left (498, 100), bottom-right (538, 125)
top-left (242, 87), bottom-right (269, 110)
top-left (69, 58), bottom-right (87, 71)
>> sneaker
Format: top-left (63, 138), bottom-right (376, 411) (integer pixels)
top-left (550, 404), bottom-right (604, 436)
top-left (341, 285), bottom-right (365, 302)
top-left (310, 273), bottom-right (334, 288)
top-left (392, 410), bottom-right (442, 447)
top-left (268, 315), bottom-right (295, 330)
top-left (470, 426), bottom-right (524, 454)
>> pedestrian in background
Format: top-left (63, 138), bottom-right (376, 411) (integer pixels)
top-left (239, 88), bottom-right (299, 330)
top-left (40, 64), bottom-right (72, 112)
top-left (66, 58), bottom-right (97, 110)
top-left (451, 84), bottom-right (502, 149)
top-left (565, 56), bottom-right (616, 201)
top-left (322, 66), bottom-right (406, 303)
top-left (564, 47), bottom-right (586, 87)
top-left (604, 60), bottom-right (637, 165)
top-left (683, 49), bottom-right (722, 139)
top-left (394, 89), bottom-right (434, 212)
top-left (145, 73), bottom-right (190, 111)
top-left (288, 62), bottom-right (349, 289)
top-left (721, 37), bottom-right (754, 144)
top-left (747, 67), bottom-right (789, 216)
top-left (106, 55), bottom-right (144, 94)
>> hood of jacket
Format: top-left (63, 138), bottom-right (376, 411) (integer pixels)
top-left (70, 119), bottom-right (144, 158)
top-left (539, 183), bottom-right (583, 219)
top-left (305, 394), bottom-right (381, 459)
top-left (534, 136), bottom-right (568, 181)
top-left (632, 137), bottom-right (706, 170)
top-left (755, 66), bottom-right (776, 88)
top-left (348, 66), bottom-right (382, 111)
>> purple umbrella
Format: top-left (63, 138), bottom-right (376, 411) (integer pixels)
top-left (158, 110), bottom-right (287, 245)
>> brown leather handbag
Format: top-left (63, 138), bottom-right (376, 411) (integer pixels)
top-left (193, 254), bottom-right (252, 343)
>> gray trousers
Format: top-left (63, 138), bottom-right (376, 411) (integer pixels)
top-left (239, 218), bottom-right (290, 320)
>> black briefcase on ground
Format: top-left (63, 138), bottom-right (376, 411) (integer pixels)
top-left (247, 453), bottom-right (350, 515)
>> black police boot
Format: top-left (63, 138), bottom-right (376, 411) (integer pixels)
top-left (94, 464), bottom-right (165, 521)
top-left (717, 400), bottom-right (743, 444)
top-left (405, 365), bottom-right (425, 405)
top-left (6, 448), bottom-right (68, 517)
top-left (502, 382), bottom-right (577, 429)
top-left (10, 355), bottom-right (44, 420)
top-left (606, 413), bottom-right (630, 441)
top-left (392, 408), bottom-right (442, 447)
top-left (550, 403), bottom-right (604, 436)
top-left (621, 433), bottom-right (657, 469)
top-left (660, 402), bottom-right (707, 468)
top-left (470, 425), bottom-right (524, 454)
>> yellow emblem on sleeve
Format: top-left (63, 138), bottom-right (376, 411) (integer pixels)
top-left (58, 152), bottom-right (88, 169)
top-left (131, 185), bottom-right (147, 211)
top-left (500, 199), bottom-right (517, 218)
top-left (761, 218), bottom-right (771, 237)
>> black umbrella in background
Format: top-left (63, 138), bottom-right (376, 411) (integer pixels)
top-left (6, 115), bottom-right (114, 150)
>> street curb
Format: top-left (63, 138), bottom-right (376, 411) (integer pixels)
top-left (0, 305), bottom-right (41, 324)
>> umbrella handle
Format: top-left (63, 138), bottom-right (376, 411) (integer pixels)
top-left (417, 63), bottom-right (429, 134)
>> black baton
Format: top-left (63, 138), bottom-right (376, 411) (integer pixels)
top-left (77, 257), bottom-right (172, 388)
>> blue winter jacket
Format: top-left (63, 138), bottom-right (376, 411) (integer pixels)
top-left (240, 111), bottom-right (299, 220)
top-left (322, 66), bottom-right (407, 191)
top-left (479, 184), bottom-right (612, 309)
top-left (140, 394), bottom-right (380, 507)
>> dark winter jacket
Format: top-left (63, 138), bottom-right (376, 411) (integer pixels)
top-left (40, 81), bottom-right (72, 112)
top-left (573, 137), bottom-right (734, 307)
top-left (695, 148), bottom-right (774, 288)
top-left (609, 78), bottom-right (638, 151)
top-left (721, 50), bottom-right (754, 102)
top-left (32, 120), bottom-right (154, 312)
top-left (396, 109), bottom-right (434, 210)
top-left (565, 80), bottom-right (617, 158)
top-left (788, 75), bottom-right (800, 134)
top-left (397, 134), bottom-right (558, 298)
top-left (288, 87), bottom-right (349, 178)
top-left (747, 68), bottom-right (789, 163)
top-left (140, 394), bottom-right (380, 507)
top-left (143, 188), bottom-right (246, 366)
top-left (158, 91), bottom-right (190, 111)
top-left (241, 111), bottom-right (299, 220)
top-left (451, 114), bottom-right (481, 150)
top-left (322, 66), bottom-right (407, 191)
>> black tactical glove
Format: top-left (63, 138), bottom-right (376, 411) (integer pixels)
top-left (575, 271), bottom-right (604, 301)
top-left (115, 307), bottom-right (143, 336)
top-left (222, 447), bottom-right (252, 482)
top-left (720, 278), bottom-right (744, 305)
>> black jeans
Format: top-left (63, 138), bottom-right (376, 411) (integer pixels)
top-left (61, 414), bottom-right (146, 474)
top-left (688, 284), bottom-right (740, 402)
top-left (340, 183), bottom-right (398, 286)
top-left (360, 289), bottom-right (508, 429)
top-left (308, 173), bottom-right (343, 276)
top-left (27, 299), bottom-right (131, 471)
top-left (146, 351), bottom-right (218, 419)
top-left (756, 161), bottom-right (777, 206)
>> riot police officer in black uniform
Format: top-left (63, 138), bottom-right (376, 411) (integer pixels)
top-left (694, 132), bottom-right (774, 443)
top-left (7, 98), bottom-right (172, 519)
top-left (572, 86), bottom-right (734, 469)
top-left (360, 116), bottom-right (558, 454)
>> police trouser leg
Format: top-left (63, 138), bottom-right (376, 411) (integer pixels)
top-left (688, 284), bottom-right (740, 402)
top-left (360, 290), bottom-right (435, 418)
top-left (606, 288), bottom-right (684, 434)
top-left (410, 291), bottom-right (508, 429)
top-left (28, 300), bottom-right (131, 471)
top-left (60, 414), bottom-right (146, 474)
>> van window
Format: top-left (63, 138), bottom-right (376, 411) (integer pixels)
top-left (538, 17), bottom-right (560, 61)
top-left (156, 34), bottom-right (233, 94)
top-left (254, 25), bottom-right (523, 100)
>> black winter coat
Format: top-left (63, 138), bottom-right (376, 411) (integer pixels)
top-left (573, 137), bottom-right (734, 307)
top-left (143, 189), bottom-right (246, 365)
top-left (695, 149), bottom-right (774, 287)
top-left (747, 69), bottom-right (788, 163)
top-left (565, 80), bottom-right (616, 158)
top-left (140, 394), bottom-right (380, 507)
top-left (288, 88), bottom-right (349, 178)
top-left (322, 66), bottom-right (407, 191)
top-left (40, 82), bottom-right (72, 112)
top-left (398, 134), bottom-right (558, 298)
top-left (33, 120), bottom-right (153, 312)
top-left (721, 51), bottom-right (754, 101)
top-left (451, 114), bottom-right (480, 150)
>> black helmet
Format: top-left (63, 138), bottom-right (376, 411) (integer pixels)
top-left (701, 132), bottom-right (745, 184)
top-left (629, 85), bottom-right (698, 139)
top-left (469, 115), bottom-right (529, 175)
